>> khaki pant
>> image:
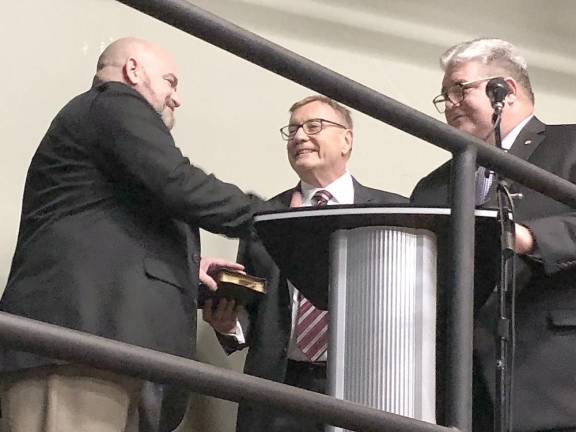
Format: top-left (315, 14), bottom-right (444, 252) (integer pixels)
top-left (1, 365), bottom-right (142, 432)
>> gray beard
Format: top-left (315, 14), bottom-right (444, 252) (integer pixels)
top-left (159, 109), bottom-right (175, 130)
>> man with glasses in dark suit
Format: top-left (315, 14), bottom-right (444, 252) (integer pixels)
top-left (411, 38), bottom-right (576, 431)
top-left (204, 95), bottom-right (407, 432)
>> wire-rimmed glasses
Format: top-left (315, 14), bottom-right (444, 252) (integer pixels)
top-left (280, 118), bottom-right (348, 140)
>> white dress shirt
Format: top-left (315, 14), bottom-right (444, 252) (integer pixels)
top-left (476, 114), bottom-right (534, 204)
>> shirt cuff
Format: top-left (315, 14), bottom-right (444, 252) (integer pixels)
top-left (219, 319), bottom-right (246, 345)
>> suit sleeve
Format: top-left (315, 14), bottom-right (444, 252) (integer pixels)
top-left (235, 238), bottom-right (259, 346)
top-left (520, 131), bottom-right (576, 275)
top-left (523, 212), bottom-right (576, 274)
top-left (90, 85), bottom-right (269, 239)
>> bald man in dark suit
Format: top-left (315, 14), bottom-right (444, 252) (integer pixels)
top-left (0, 37), bottom-right (272, 432)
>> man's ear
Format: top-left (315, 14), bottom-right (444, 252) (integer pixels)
top-left (342, 129), bottom-right (353, 157)
top-left (504, 77), bottom-right (519, 104)
top-left (123, 58), bottom-right (140, 85)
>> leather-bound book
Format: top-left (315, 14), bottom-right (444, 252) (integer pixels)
top-left (198, 270), bottom-right (266, 308)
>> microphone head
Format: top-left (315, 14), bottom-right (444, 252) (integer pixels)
top-left (486, 77), bottom-right (510, 106)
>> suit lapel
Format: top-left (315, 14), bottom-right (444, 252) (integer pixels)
top-left (484, 117), bottom-right (546, 203)
top-left (276, 187), bottom-right (297, 208)
top-left (352, 177), bottom-right (377, 204)
top-left (507, 116), bottom-right (546, 162)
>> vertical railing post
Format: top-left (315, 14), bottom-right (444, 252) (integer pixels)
top-left (445, 147), bottom-right (477, 431)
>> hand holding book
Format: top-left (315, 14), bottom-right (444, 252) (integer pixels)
top-left (199, 257), bottom-right (245, 291)
top-left (198, 257), bottom-right (267, 308)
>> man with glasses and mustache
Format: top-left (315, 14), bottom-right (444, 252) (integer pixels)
top-left (203, 95), bottom-right (407, 432)
top-left (412, 38), bottom-right (576, 431)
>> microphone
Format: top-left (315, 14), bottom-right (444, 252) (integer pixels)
top-left (486, 77), bottom-right (510, 111)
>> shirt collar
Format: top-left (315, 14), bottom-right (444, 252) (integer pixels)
top-left (299, 172), bottom-right (354, 206)
top-left (501, 114), bottom-right (534, 151)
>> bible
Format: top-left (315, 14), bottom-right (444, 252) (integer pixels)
top-left (198, 270), bottom-right (267, 308)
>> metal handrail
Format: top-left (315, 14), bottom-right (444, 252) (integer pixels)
top-left (0, 311), bottom-right (449, 432)
top-left (116, 0), bottom-right (576, 208)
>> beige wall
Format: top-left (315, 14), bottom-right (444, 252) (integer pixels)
top-left (1, 1), bottom-right (575, 430)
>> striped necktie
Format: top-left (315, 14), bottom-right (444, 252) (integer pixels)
top-left (294, 189), bottom-right (332, 361)
top-left (311, 189), bottom-right (332, 207)
top-left (476, 166), bottom-right (493, 205)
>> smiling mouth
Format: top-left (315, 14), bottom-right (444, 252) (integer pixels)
top-left (294, 148), bottom-right (316, 158)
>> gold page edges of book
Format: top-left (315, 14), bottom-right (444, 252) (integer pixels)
top-left (198, 270), bottom-right (267, 308)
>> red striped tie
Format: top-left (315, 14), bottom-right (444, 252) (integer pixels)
top-left (311, 189), bottom-right (332, 207)
top-left (295, 293), bottom-right (329, 361)
top-left (294, 189), bottom-right (332, 361)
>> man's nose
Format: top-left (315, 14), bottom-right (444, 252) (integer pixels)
top-left (445, 99), bottom-right (457, 111)
top-left (292, 125), bottom-right (308, 141)
top-left (170, 92), bottom-right (182, 108)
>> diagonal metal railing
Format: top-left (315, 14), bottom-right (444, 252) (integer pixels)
top-left (117, 0), bottom-right (576, 207)
top-left (0, 311), bottom-right (448, 432)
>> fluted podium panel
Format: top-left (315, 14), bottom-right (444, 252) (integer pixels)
top-left (328, 227), bottom-right (437, 431)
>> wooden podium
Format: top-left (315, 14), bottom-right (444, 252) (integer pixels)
top-left (254, 205), bottom-right (499, 430)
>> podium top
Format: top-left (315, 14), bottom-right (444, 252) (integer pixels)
top-left (254, 205), bottom-right (499, 308)
top-left (255, 205), bottom-right (498, 228)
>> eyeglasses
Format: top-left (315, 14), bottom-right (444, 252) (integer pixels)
top-left (280, 118), bottom-right (348, 140)
top-left (432, 76), bottom-right (501, 113)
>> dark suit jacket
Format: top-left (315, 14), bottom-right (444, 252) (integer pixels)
top-left (220, 179), bottom-right (407, 432)
top-left (411, 117), bottom-right (576, 432)
top-left (1, 82), bottom-right (268, 372)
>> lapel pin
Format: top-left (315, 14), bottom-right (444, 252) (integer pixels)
top-left (524, 139), bottom-right (532, 145)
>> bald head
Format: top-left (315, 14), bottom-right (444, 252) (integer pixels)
top-left (93, 37), bottom-right (181, 129)
top-left (96, 38), bottom-right (154, 82)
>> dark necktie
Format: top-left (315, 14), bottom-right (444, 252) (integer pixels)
top-left (294, 189), bottom-right (332, 361)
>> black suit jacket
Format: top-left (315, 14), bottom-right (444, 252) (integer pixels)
top-left (220, 179), bottom-right (407, 432)
top-left (411, 117), bottom-right (576, 431)
top-left (1, 82), bottom-right (268, 372)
